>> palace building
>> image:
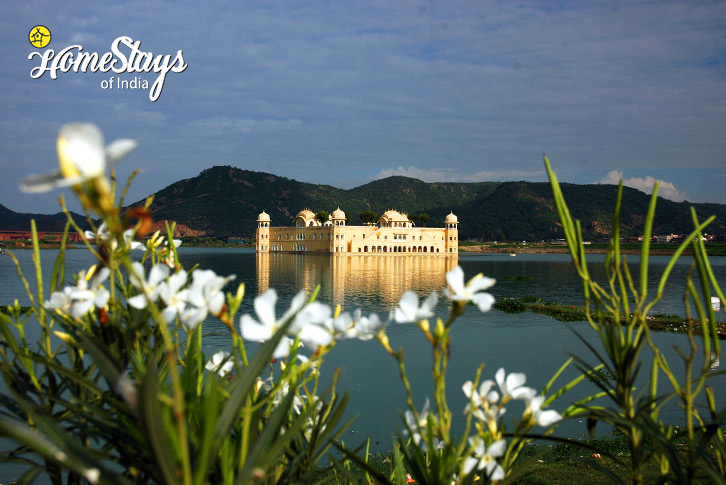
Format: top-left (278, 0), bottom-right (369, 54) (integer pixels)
top-left (256, 208), bottom-right (459, 254)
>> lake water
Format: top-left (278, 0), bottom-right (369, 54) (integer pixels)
top-left (1, 247), bottom-right (724, 456)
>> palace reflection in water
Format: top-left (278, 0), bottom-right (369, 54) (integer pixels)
top-left (256, 252), bottom-right (459, 306)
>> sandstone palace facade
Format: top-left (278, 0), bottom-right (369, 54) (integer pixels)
top-left (256, 208), bottom-right (458, 254)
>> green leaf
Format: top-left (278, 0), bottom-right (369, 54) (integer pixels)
top-left (139, 363), bottom-right (179, 484)
top-left (202, 316), bottom-right (296, 476)
top-left (0, 409), bottom-right (134, 484)
top-left (238, 386), bottom-right (315, 483)
top-left (192, 377), bottom-right (222, 485)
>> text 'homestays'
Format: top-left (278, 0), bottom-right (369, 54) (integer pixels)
top-left (28, 36), bottom-right (187, 102)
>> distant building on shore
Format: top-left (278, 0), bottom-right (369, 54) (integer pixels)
top-left (0, 231), bottom-right (82, 243)
top-left (256, 208), bottom-right (459, 254)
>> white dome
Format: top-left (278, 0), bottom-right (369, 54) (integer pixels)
top-left (331, 207), bottom-right (346, 220)
top-left (444, 211), bottom-right (458, 224)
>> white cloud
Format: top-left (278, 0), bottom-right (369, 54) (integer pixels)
top-left (597, 170), bottom-right (689, 202)
top-left (374, 165), bottom-right (536, 183)
top-left (69, 32), bottom-right (98, 44)
top-left (187, 117), bottom-right (303, 136)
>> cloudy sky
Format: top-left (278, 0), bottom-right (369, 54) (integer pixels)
top-left (2, 1), bottom-right (724, 214)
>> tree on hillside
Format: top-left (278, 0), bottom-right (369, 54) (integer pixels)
top-left (359, 210), bottom-right (378, 225)
top-left (315, 211), bottom-right (329, 224)
top-left (417, 213), bottom-right (430, 227)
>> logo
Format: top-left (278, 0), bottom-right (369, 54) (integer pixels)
top-left (27, 31), bottom-right (187, 102)
top-left (29, 25), bottom-right (51, 48)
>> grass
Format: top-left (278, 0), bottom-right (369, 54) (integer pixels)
top-left (492, 297), bottom-right (726, 338)
top-left (321, 430), bottom-right (725, 484)
top-left (0, 305), bottom-right (32, 316)
top-left (461, 241), bottom-right (726, 256)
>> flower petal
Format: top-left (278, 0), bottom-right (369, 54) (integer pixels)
top-left (472, 292), bottom-right (495, 312)
top-left (422, 291), bottom-right (438, 313)
top-left (536, 409), bottom-right (562, 427)
top-left (445, 266), bottom-right (466, 296)
top-left (280, 290), bottom-right (306, 323)
top-left (240, 315), bottom-right (273, 341)
top-left (395, 291), bottom-right (418, 323)
top-left (273, 337), bottom-right (294, 359)
top-left (298, 324), bottom-right (333, 349)
top-left (505, 372), bottom-right (527, 393)
top-left (466, 274), bottom-right (496, 293)
top-left (19, 169), bottom-right (65, 193)
top-left (57, 123), bottom-right (105, 177)
top-left (127, 294), bottom-right (148, 310)
top-left (488, 439), bottom-right (507, 458)
top-left (105, 138), bottom-right (138, 167)
top-left (255, 289), bottom-right (278, 328)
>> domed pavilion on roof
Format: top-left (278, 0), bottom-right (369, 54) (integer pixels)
top-left (256, 207), bottom-right (458, 254)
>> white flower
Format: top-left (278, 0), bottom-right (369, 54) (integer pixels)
top-left (351, 309), bottom-right (384, 340)
top-left (527, 395), bottom-right (562, 427)
top-left (270, 381), bottom-right (305, 415)
top-left (147, 232), bottom-right (182, 250)
top-left (157, 270), bottom-right (189, 323)
top-left (293, 302), bottom-right (334, 351)
top-left (462, 379), bottom-right (500, 421)
top-left (324, 309), bottom-right (383, 341)
top-left (463, 437), bottom-right (506, 479)
top-left (45, 287), bottom-right (74, 313)
top-left (183, 269), bottom-right (236, 327)
top-left (403, 399), bottom-right (442, 452)
top-left (127, 262), bottom-right (170, 310)
top-left (494, 368), bottom-right (536, 402)
top-left (85, 222), bottom-right (144, 251)
top-left (445, 266), bottom-right (496, 312)
top-left (20, 123), bottom-right (136, 193)
top-left (85, 222), bottom-right (110, 242)
top-left (70, 267), bottom-right (111, 318)
top-left (404, 399), bottom-right (429, 447)
top-left (45, 266), bottom-right (111, 319)
top-left (123, 230), bottom-right (145, 251)
top-left (115, 371), bottom-right (138, 408)
top-left (82, 467), bottom-right (100, 484)
top-left (205, 351), bottom-right (235, 377)
top-left (394, 290), bottom-right (438, 323)
top-left (239, 289), bottom-right (306, 359)
top-left (326, 311), bottom-right (355, 338)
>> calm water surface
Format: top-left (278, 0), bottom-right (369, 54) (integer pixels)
top-left (1, 248), bottom-right (724, 451)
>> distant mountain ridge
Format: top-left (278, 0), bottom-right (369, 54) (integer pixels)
top-left (0, 204), bottom-right (88, 233)
top-left (2, 165), bottom-right (725, 241)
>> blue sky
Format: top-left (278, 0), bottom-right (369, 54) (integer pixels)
top-left (2, 1), bottom-right (725, 214)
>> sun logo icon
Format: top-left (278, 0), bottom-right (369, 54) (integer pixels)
top-left (29, 25), bottom-right (51, 48)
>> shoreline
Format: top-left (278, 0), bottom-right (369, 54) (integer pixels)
top-left (460, 245), bottom-right (693, 256)
top-left (2, 243), bottom-right (720, 257)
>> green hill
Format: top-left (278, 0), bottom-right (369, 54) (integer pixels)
top-left (131, 166), bottom-right (726, 241)
top-left (0, 205), bottom-right (88, 233)
top-left (2, 166), bottom-right (724, 241)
